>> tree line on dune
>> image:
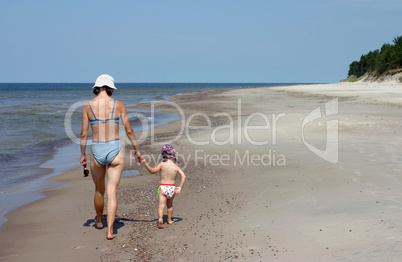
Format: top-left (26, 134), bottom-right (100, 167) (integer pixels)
top-left (348, 35), bottom-right (402, 78)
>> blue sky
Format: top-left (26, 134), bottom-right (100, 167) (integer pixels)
top-left (1, 0), bottom-right (401, 83)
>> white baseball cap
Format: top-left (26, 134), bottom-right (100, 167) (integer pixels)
top-left (93, 74), bottom-right (117, 90)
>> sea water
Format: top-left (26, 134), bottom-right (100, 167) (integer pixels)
top-left (0, 82), bottom-right (298, 228)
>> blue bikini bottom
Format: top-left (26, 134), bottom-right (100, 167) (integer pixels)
top-left (91, 139), bottom-right (122, 166)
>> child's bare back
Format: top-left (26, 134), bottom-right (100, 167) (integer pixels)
top-left (160, 160), bottom-right (181, 184)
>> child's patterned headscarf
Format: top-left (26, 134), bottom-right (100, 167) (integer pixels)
top-left (161, 144), bottom-right (180, 164)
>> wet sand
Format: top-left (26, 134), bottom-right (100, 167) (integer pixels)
top-left (1, 83), bottom-right (402, 261)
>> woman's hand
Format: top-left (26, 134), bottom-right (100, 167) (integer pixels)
top-left (80, 155), bottom-right (87, 166)
top-left (135, 151), bottom-right (142, 166)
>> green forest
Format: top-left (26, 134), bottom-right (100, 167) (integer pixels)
top-left (347, 35), bottom-right (402, 79)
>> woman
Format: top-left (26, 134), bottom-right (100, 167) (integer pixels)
top-left (80, 74), bottom-right (142, 240)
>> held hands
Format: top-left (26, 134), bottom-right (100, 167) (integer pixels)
top-left (141, 158), bottom-right (147, 165)
top-left (135, 151), bottom-right (142, 166)
top-left (175, 187), bottom-right (182, 194)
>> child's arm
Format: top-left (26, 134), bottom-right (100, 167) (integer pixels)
top-left (142, 159), bottom-right (162, 174)
top-left (175, 167), bottom-right (186, 194)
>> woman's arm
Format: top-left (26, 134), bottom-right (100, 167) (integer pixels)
top-left (120, 101), bottom-right (142, 165)
top-left (80, 104), bottom-right (89, 166)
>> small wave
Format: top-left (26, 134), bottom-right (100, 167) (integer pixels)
top-left (0, 152), bottom-right (17, 162)
top-left (131, 114), bottom-right (153, 121)
top-left (5, 168), bottom-right (53, 185)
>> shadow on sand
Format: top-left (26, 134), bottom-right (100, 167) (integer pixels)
top-left (83, 215), bottom-right (183, 234)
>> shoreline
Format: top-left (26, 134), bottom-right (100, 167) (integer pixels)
top-left (0, 101), bottom-right (181, 229)
top-left (1, 82), bottom-right (402, 261)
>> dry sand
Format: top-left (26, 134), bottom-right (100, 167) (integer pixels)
top-left (0, 82), bottom-right (402, 261)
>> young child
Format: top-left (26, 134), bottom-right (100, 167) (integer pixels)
top-left (142, 144), bottom-right (186, 229)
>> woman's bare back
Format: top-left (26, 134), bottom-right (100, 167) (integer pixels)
top-left (86, 98), bottom-right (121, 142)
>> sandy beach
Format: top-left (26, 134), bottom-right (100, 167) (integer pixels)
top-left (1, 82), bottom-right (402, 261)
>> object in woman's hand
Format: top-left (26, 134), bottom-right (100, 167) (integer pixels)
top-left (83, 165), bottom-right (89, 177)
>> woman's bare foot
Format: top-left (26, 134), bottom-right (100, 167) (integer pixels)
top-left (106, 231), bottom-right (116, 240)
top-left (158, 219), bottom-right (164, 229)
top-left (168, 220), bottom-right (174, 225)
top-left (95, 216), bottom-right (103, 229)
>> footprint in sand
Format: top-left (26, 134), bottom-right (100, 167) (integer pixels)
top-left (71, 245), bottom-right (85, 249)
top-left (386, 236), bottom-right (402, 240)
top-left (1, 254), bottom-right (19, 259)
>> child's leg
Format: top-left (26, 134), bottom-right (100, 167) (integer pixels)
top-left (158, 193), bottom-right (167, 229)
top-left (167, 196), bottom-right (174, 224)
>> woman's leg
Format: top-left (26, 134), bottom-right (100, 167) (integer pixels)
top-left (90, 154), bottom-right (106, 229)
top-left (105, 149), bottom-right (125, 239)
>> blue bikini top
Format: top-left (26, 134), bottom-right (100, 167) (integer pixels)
top-left (88, 100), bottom-right (119, 126)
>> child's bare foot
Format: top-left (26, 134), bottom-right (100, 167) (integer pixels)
top-left (158, 219), bottom-right (164, 229)
top-left (95, 216), bottom-right (103, 229)
top-left (168, 220), bottom-right (174, 225)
